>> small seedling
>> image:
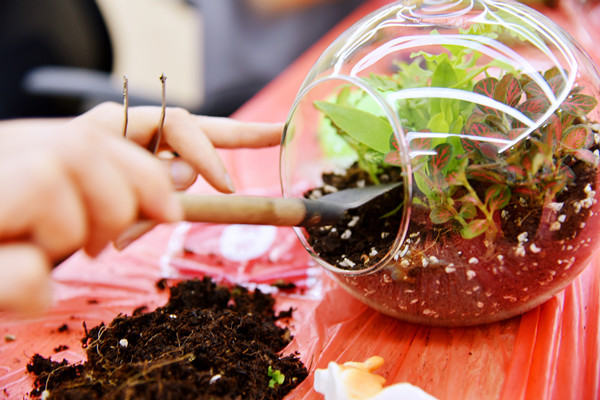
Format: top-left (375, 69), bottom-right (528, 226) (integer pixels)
top-left (268, 366), bottom-right (285, 388)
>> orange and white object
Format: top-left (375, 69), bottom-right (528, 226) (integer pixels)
top-left (314, 356), bottom-right (438, 400)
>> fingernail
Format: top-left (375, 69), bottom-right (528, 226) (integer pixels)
top-left (224, 172), bottom-right (236, 193)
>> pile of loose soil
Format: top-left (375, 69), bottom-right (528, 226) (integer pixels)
top-left (27, 277), bottom-right (307, 399)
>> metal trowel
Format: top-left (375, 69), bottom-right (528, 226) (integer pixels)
top-left (179, 182), bottom-right (402, 227)
top-left (115, 182), bottom-right (401, 250)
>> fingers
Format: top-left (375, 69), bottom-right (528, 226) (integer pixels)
top-left (0, 243), bottom-right (52, 314)
top-left (79, 103), bottom-right (283, 193)
top-left (0, 152), bottom-right (87, 260)
top-left (159, 108), bottom-right (236, 193)
top-left (163, 158), bottom-right (198, 191)
top-left (58, 131), bottom-right (183, 256)
top-left (193, 116), bottom-right (284, 148)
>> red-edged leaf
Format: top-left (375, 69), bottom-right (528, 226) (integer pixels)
top-left (517, 96), bottom-right (548, 118)
top-left (574, 148), bottom-right (598, 165)
top-left (458, 203), bottom-right (477, 220)
top-left (460, 219), bottom-right (489, 239)
top-left (389, 135), bottom-right (400, 151)
top-left (561, 125), bottom-right (588, 150)
top-left (561, 112), bottom-right (576, 127)
top-left (446, 170), bottom-right (463, 186)
top-left (474, 77), bottom-right (497, 98)
top-left (384, 151), bottom-right (403, 166)
top-left (474, 77), bottom-right (501, 116)
top-left (513, 185), bottom-right (537, 196)
top-left (506, 165), bottom-right (526, 179)
top-left (432, 172), bottom-right (447, 191)
top-left (430, 206), bottom-right (453, 224)
top-left (459, 192), bottom-right (479, 205)
top-left (485, 184), bottom-right (511, 211)
top-left (508, 127), bottom-right (527, 140)
top-left (560, 164), bottom-right (576, 180)
top-left (524, 81), bottom-right (544, 99)
top-left (410, 136), bottom-right (432, 151)
top-left (460, 137), bottom-right (477, 153)
top-left (464, 110), bottom-right (487, 129)
top-left (494, 74), bottom-right (522, 106)
top-left (544, 66), bottom-right (561, 80)
top-left (545, 115), bottom-right (562, 146)
top-left (561, 94), bottom-right (598, 116)
top-left (548, 75), bottom-right (566, 96)
top-left (465, 122), bottom-right (492, 137)
top-left (428, 143), bottom-right (453, 173)
top-left (476, 142), bottom-right (500, 160)
top-left (466, 167), bottom-right (506, 184)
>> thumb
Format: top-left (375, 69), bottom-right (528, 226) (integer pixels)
top-left (165, 158), bottom-right (198, 191)
top-left (0, 243), bottom-right (52, 315)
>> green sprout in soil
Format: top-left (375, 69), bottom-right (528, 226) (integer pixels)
top-left (315, 26), bottom-right (598, 242)
top-left (268, 366), bottom-right (285, 388)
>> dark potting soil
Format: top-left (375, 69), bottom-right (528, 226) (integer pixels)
top-left (27, 277), bottom-right (307, 399)
top-left (304, 146), bottom-right (599, 325)
top-left (304, 164), bottom-right (405, 270)
top-left (305, 145), bottom-right (598, 272)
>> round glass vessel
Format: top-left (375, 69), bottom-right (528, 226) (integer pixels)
top-left (280, 0), bottom-right (600, 326)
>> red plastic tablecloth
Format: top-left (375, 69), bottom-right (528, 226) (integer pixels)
top-left (2, 1), bottom-right (600, 399)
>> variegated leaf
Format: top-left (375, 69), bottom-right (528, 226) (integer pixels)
top-left (561, 94), bottom-right (598, 116)
top-left (430, 206), bottom-right (453, 224)
top-left (460, 219), bottom-right (489, 239)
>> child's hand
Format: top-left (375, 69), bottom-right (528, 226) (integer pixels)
top-left (0, 102), bottom-right (282, 312)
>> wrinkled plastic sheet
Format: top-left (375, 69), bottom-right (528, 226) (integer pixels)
top-left (1, 191), bottom-right (599, 399)
top-left (2, 1), bottom-right (600, 398)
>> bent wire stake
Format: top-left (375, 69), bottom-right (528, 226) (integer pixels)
top-left (147, 74), bottom-right (167, 154)
top-left (122, 75), bottom-right (129, 137)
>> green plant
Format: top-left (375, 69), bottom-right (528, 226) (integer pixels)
top-left (267, 366), bottom-right (285, 388)
top-left (315, 32), bottom-right (598, 241)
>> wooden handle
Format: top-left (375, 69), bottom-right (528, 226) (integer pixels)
top-left (177, 193), bottom-right (308, 226)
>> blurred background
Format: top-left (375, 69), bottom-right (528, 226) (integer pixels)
top-left (0, 0), bottom-right (364, 120)
top-left (2, 0), bottom-right (598, 120)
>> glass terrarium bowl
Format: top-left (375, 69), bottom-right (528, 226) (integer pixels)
top-left (280, 0), bottom-right (600, 326)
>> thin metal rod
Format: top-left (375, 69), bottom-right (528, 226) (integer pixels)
top-left (147, 74), bottom-right (167, 154)
top-left (122, 75), bottom-right (129, 137)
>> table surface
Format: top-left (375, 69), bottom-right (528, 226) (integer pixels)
top-left (2, 1), bottom-right (600, 399)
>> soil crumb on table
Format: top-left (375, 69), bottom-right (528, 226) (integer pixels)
top-left (27, 277), bottom-right (307, 399)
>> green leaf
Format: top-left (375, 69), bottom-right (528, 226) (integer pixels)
top-left (427, 111), bottom-right (450, 132)
top-left (432, 59), bottom-right (459, 87)
top-left (314, 101), bottom-right (392, 154)
top-left (430, 206), bottom-right (453, 224)
top-left (460, 219), bottom-right (489, 239)
top-left (268, 366), bottom-right (285, 388)
top-left (458, 203), bottom-right (477, 220)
